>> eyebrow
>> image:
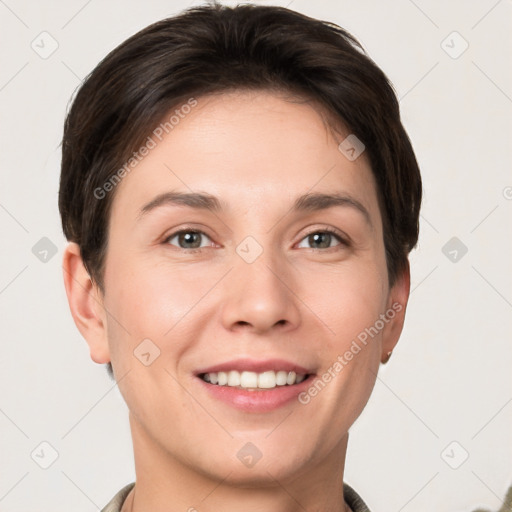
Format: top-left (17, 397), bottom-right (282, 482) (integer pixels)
top-left (137, 190), bottom-right (372, 227)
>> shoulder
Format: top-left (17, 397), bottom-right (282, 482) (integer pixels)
top-left (101, 482), bottom-right (135, 512)
top-left (343, 482), bottom-right (372, 512)
top-left (102, 482), bottom-right (370, 512)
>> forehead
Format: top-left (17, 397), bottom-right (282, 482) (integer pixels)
top-left (108, 90), bottom-right (381, 227)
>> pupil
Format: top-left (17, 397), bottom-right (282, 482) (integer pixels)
top-left (178, 232), bottom-right (332, 250)
top-left (310, 232), bottom-right (330, 249)
top-left (181, 232), bottom-right (200, 248)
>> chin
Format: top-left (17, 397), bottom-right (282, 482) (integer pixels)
top-left (194, 439), bottom-right (313, 486)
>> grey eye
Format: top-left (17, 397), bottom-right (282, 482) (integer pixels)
top-left (166, 230), bottom-right (212, 249)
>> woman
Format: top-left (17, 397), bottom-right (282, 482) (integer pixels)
top-left (59, 3), bottom-right (422, 511)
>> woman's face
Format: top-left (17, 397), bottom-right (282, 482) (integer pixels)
top-left (98, 90), bottom-right (408, 484)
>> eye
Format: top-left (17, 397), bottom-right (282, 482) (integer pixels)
top-left (296, 228), bottom-right (348, 250)
top-left (163, 227), bottom-right (348, 252)
top-left (164, 229), bottom-right (214, 251)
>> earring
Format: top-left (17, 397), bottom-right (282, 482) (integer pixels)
top-left (382, 351), bottom-right (392, 364)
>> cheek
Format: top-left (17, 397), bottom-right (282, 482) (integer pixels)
top-left (104, 255), bottom-right (201, 334)
top-left (304, 260), bottom-right (388, 347)
top-left (101, 259), bottom-right (199, 414)
top-left (298, 264), bottom-right (386, 435)
top-left (102, 254), bottom-right (226, 375)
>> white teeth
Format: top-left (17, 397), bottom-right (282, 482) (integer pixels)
top-left (240, 371), bottom-right (258, 388)
top-left (295, 374), bottom-right (306, 384)
top-left (227, 370), bottom-right (240, 386)
top-left (201, 370), bottom-right (308, 389)
top-left (276, 371), bottom-right (288, 386)
top-left (258, 371), bottom-right (276, 389)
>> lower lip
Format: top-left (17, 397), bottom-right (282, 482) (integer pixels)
top-left (196, 375), bottom-right (315, 413)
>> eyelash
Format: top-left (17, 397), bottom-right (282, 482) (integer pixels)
top-left (162, 226), bottom-right (349, 253)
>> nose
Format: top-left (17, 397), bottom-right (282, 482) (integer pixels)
top-left (220, 248), bottom-right (301, 335)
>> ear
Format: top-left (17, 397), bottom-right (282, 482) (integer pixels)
top-left (380, 261), bottom-right (411, 363)
top-left (62, 242), bottom-right (110, 364)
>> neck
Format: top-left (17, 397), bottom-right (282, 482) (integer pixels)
top-left (124, 412), bottom-right (352, 512)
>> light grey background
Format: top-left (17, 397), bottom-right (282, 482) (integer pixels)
top-left (1, 0), bottom-right (511, 511)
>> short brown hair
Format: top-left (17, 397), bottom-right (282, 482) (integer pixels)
top-left (59, 3), bottom-right (422, 377)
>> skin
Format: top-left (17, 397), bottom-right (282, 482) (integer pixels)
top-left (63, 90), bottom-right (410, 512)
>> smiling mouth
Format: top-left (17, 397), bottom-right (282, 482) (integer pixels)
top-left (199, 370), bottom-right (311, 390)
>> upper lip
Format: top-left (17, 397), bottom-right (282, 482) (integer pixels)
top-left (196, 358), bottom-right (314, 376)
